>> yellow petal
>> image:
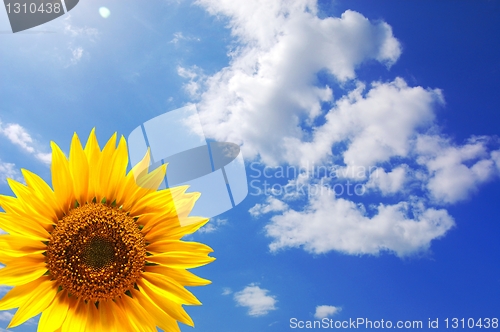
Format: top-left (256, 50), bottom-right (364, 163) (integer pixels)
top-left (134, 288), bottom-right (181, 332)
top-left (130, 186), bottom-right (190, 217)
top-left (21, 169), bottom-right (63, 219)
top-left (115, 296), bottom-right (157, 332)
top-left (0, 234), bottom-right (46, 261)
top-left (69, 133), bottom-right (89, 205)
top-left (60, 297), bottom-right (87, 332)
top-left (84, 128), bottom-right (101, 200)
top-left (7, 179), bottom-right (57, 226)
top-left (84, 300), bottom-right (100, 332)
top-left (0, 212), bottom-right (49, 241)
top-left (0, 195), bottom-right (25, 215)
top-left (7, 277), bottom-right (57, 328)
top-left (144, 217), bottom-right (209, 243)
top-left (147, 251), bottom-right (215, 270)
top-left (143, 272), bottom-right (201, 305)
top-left (51, 142), bottom-right (74, 213)
top-left (147, 240), bottom-right (213, 255)
top-left (138, 278), bottom-right (194, 326)
top-left (116, 149), bottom-right (166, 211)
top-left (144, 265), bottom-right (211, 287)
top-left (95, 133), bottom-right (117, 201)
top-left (0, 256), bottom-right (47, 286)
top-left (0, 277), bottom-right (48, 310)
top-left (102, 136), bottom-right (128, 202)
top-left (99, 300), bottom-right (122, 332)
top-left (37, 290), bottom-right (70, 332)
top-left (0, 234), bottom-right (46, 250)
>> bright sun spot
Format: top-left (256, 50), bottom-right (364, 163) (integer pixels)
top-left (99, 7), bottom-right (111, 18)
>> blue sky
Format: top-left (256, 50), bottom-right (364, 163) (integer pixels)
top-left (1, 0), bottom-right (500, 331)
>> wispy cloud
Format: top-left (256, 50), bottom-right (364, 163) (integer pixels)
top-left (63, 15), bottom-right (99, 39)
top-left (0, 120), bottom-right (50, 165)
top-left (198, 218), bottom-right (228, 233)
top-left (0, 312), bottom-right (13, 322)
top-left (69, 46), bottom-right (84, 65)
top-left (249, 197), bottom-right (288, 217)
top-left (61, 15), bottom-right (98, 67)
top-left (234, 284), bottom-right (277, 317)
top-left (0, 160), bottom-right (23, 184)
top-left (177, 65), bottom-right (206, 99)
top-left (170, 31), bottom-right (200, 44)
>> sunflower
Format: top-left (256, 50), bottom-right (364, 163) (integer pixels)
top-left (0, 129), bottom-right (215, 331)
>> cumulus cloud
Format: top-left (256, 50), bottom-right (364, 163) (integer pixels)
top-left (287, 78), bottom-right (442, 168)
top-left (234, 284), bottom-right (277, 316)
top-left (366, 166), bottom-right (408, 195)
top-left (0, 120), bottom-right (50, 165)
top-left (189, 0), bottom-right (500, 257)
top-left (265, 194), bottom-right (454, 257)
top-left (314, 305), bottom-right (341, 319)
top-left (416, 135), bottom-right (498, 204)
top-left (193, 1), bottom-right (401, 165)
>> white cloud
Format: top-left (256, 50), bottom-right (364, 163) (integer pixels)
top-left (0, 120), bottom-right (50, 165)
top-left (198, 218), bottom-right (228, 233)
top-left (286, 78), bottom-right (442, 168)
top-left (249, 196), bottom-right (288, 217)
top-left (314, 305), bottom-right (341, 319)
top-left (35, 152), bottom-right (52, 165)
top-left (177, 65), bottom-right (206, 98)
top-left (63, 15), bottom-right (99, 39)
top-left (416, 135), bottom-right (497, 204)
top-left (222, 287), bottom-right (233, 295)
top-left (0, 160), bottom-right (22, 184)
top-left (265, 194), bottom-right (454, 257)
top-left (61, 15), bottom-right (98, 67)
top-left (170, 31), bottom-right (200, 44)
top-left (69, 46), bottom-right (84, 65)
top-left (194, 1), bottom-right (401, 165)
top-left (189, 0), bottom-right (500, 257)
top-left (0, 123), bottom-right (35, 153)
top-left (0, 312), bottom-right (13, 322)
top-left (234, 284), bottom-right (277, 317)
top-left (366, 166), bottom-right (408, 195)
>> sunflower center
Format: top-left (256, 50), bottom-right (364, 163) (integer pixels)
top-left (82, 237), bottom-right (115, 269)
top-left (46, 203), bottom-right (145, 302)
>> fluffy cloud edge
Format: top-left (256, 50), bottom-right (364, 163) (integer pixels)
top-left (234, 283), bottom-right (278, 317)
